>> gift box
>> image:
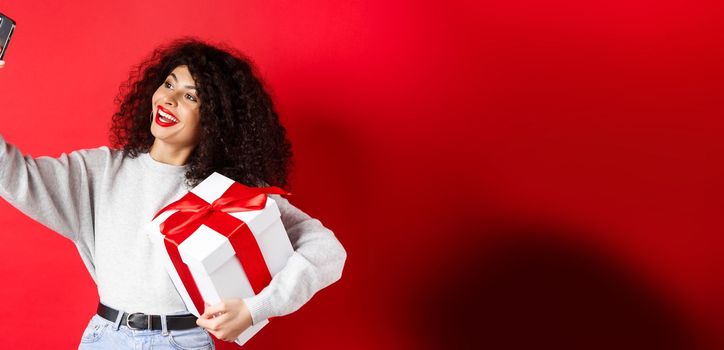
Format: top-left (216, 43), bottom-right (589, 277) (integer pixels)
top-left (145, 172), bottom-right (294, 346)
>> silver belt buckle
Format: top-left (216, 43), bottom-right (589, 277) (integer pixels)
top-left (126, 312), bottom-right (152, 330)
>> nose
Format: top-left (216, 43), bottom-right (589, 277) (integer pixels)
top-left (161, 93), bottom-right (177, 107)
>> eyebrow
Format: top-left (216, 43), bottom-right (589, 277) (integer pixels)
top-left (169, 73), bottom-right (198, 90)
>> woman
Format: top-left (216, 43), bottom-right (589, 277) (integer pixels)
top-left (0, 38), bottom-right (346, 349)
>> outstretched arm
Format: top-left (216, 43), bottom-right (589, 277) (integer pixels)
top-left (0, 133), bottom-right (106, 243)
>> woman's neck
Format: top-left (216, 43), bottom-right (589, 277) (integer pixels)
top-left (149, 141), bottom-right (195, 166)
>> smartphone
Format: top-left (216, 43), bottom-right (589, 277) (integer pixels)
top-left (0, 12), bottom-right (17, 60)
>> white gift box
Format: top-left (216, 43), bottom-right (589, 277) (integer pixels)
top-left (145, 172), bottom-right (294, 346)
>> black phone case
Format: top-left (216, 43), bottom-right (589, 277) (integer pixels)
top-left (0, 12), bottom-right (17, 60)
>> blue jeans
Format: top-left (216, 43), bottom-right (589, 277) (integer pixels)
top-left (78, 311), bottom-right (216, 350)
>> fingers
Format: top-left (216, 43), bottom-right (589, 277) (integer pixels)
top-left (205, 319), bottom-right (237, 343)
top-left (201, 301), bottom-right (228, 319)
top-left (0, 60), bottom-right (5, 68)
top-left (196, 313), bottom-right (234, 341)
top-left (196, 314), bottom-right (213, 329)
top-left (196, 311), bottom-right (232, 329)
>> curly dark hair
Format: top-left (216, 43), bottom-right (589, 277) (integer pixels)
top-left (109, 37), bottom-right (293, 189)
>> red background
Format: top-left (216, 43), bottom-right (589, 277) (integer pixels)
top-left (1, 1), bottom-right (723, 349)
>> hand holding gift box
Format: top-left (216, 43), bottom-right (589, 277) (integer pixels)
top-left (197, 298), bottom-right (254, 342)
top-left (145, 172), bottom-right (294, 347)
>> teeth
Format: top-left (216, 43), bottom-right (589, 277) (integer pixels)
top-left (158, 109), bottom-right (179, 123)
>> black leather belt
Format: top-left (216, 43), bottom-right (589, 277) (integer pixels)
top-left (97, 302), bottom-right (198, 331)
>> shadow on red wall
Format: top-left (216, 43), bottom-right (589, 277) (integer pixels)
top-left (405, 221), bottom-right (695, 350)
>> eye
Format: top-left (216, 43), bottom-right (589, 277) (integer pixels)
top-left (164, 81), bottom-right (172, 89)
top-left (185, 93), bottom-right (198, 102)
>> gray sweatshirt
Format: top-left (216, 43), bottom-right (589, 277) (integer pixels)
top-left (0, 134), bottom-right (347, 325)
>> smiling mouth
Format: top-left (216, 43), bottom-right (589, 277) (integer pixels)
top-left (155, 107), bottom-right (179, 126)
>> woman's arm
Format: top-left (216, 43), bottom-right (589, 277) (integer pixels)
top-left (241, 194), bottom-right (348, 325)
top-left (0, 133), bottom-right (107, 243)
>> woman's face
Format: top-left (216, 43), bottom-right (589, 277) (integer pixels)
top-left (150, 65), bottom-right (202, 149)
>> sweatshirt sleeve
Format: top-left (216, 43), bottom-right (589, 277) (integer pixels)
top-left (0, 133), bottom-right (107, 243)
top-left (242, 194), bottom-right (347, 325)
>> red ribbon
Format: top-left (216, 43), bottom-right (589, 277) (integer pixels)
top-left (152, 181), bottom-right (289, 333)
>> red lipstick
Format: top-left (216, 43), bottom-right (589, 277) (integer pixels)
top-left (155, 106), bottom-right (179, 127)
